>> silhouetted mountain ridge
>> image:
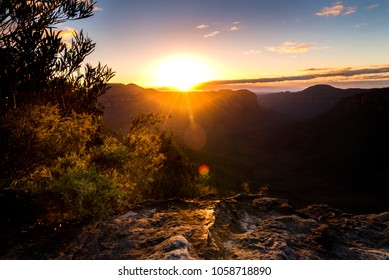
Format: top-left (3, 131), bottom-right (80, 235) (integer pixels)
top-left (99, 84), bottom-right (285, 137)
top-left (301, 84), bottom-right (340, 94)
top-left (257, 84), bottom-right (371, 119)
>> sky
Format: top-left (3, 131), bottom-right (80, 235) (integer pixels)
top-left (66, 0), bottom-right (389, 91)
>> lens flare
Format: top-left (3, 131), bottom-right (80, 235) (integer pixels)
top-left (184, 123), bottom-right (207, 150)
top-left (198, 164), bottom-right (210, 176)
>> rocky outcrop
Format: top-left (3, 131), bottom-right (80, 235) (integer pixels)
top-left (48, 194), bottom-right (389, 260)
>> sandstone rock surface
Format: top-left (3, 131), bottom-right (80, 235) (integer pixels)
top-left (48, 194), bottom-right (389, 260)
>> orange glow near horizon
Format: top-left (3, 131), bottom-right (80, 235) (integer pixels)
top-left (154, 55), bottom-right (214, 91)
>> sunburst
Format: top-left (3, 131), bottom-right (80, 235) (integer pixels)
top-left (154, 55), bottom-right (212, 91)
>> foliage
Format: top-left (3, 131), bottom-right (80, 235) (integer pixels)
top-left (259, 184), bottom-right (269, 196)
top-left (151, 131), bottom-right (216, 199)
top-left (0, 0), bottom-right (118, 228)
top-left (0, 1), bottom-right (215, 230)
top-left (0, 104), bottom-right (98, 180)
top-left (24, 156), bottom-right (122, 223)
top-left (91, 113), bottom-right (215, 202)
top-left (0, 0), bottom-right (114, 114)
top-left (0, 109), bottom-right (214, 226)
top-left (241, 182), bottom-right (250, 194)
top-left (122, 113), bottom-right (166, 197)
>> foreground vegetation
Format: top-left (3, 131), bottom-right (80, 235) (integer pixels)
top-left (0, 1), bottom-right (214, 230)
top-left (0, 107), bottom-right (214, 227)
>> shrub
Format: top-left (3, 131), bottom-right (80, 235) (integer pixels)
top-left (0, 104), bottom-right (97, 181)
top-left (150, 131), bottom-right (217, 199)
top-left (15, 143), bottom-right (123, 224)
top-left (122, 113), bottom-right (166, 198)
top-left (44, 167), bottom-right (121, 223)
top-left (1, 110), bottom-right (216, 227)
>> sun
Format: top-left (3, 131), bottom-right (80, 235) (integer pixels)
top-left (154, 55), bottom-right (212, 91)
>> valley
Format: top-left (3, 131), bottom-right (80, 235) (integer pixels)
top-left (99, 84), bottom-right (389, 213)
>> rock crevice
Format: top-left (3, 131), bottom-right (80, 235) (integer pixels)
top-left (52, 194), bottom-right (389, 260)
top-left (3, 194), bottom-right (388, 259)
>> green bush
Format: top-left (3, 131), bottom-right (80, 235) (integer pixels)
top-left (0, 109), bottom-right (215, 227)
top-left (122, 113), bottom-right (166, 198)
top-left (45, 167), bottom-right (121, 223)
top-left (24, 162), bottom-right (122, 224)
top-left (150, 131), bottom-right (217, 199)
top-left (0, 104), bottom-right (97, 181)
top-left (16, 147), bottom-right (125, 224)
top-left (0, 0), bottom-right (121, 229)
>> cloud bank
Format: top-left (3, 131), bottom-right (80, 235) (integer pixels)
top-left (198, 65), bottom-right (389, 87)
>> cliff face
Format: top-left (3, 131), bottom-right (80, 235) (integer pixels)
top-left (10, 194), bottom-right (385, 260)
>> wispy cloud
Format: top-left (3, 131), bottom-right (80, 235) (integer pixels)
top-left (198, 65), bottom-right (389, 86)
top-left (316, 2), bottom-right (344, 16)
top-left (229, 21), bottom-right (240, 31)
top-left (196, 24), bottom-right (208, 29)
top-left (203, 31), bottom-right (220, 38)
top-left (266, 41), bottom-right (318, 54)
top-left (344, 6), bottom-right (357, 15)
top-left (243, 49), bottom-right (262, 55)
top-left (198, 21), bottom-right (240, 37)
top-left (196, 21), bottom-right (240, 38)
top-left (316, 2), bottom-right (356, 16)
top-left (356, 22), bottom-right (368, 28)
top-left (367, 3), bottom-right (380, 10)
top-left (93, 6), bottom-right (103, 12)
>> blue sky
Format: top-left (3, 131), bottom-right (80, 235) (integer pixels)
top-left (66, 0), bottom-right (389, 90)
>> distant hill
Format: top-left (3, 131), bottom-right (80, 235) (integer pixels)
top-left (99, 84), bottom-right (285, 140)
top-left (263, 88), bottom-right (389, 202)
top-left (99, 84), bottom-right (161, 131)
top-left (257, 84), bottom-right (371, 120)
